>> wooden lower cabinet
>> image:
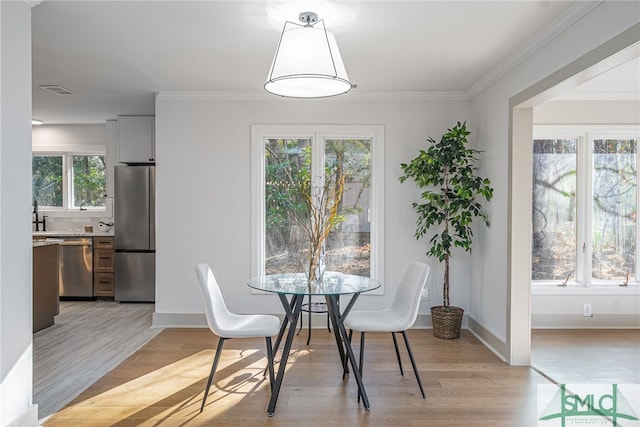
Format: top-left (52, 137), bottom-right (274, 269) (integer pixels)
top-left (33, 243), bottom-right (60, 332)
top-left (94, 272), bottom-right (115, 297)
top-left (93, 236), bottom-right (115, 298)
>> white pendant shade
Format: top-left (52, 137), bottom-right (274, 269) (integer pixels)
top-left (265, 16), bottom-right (351, 98)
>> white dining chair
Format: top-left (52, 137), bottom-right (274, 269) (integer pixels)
top-left (195, 263), bottom-right (281, 413)
top-left (344, 261), bottom-right (430, 399)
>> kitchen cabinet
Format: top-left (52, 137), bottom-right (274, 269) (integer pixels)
top-left (117, 116), bottom-right (155, 164)
top-left (93, 236), bottom-right (115, 298)
top-left (33, 243), bottom-right (59, 332)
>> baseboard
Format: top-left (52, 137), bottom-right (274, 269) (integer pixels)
top-left (152, 312), bottom-right (445, 329)
top-left (413, 312), bottom-right (469, 329)
top-left (152, 312), bottom-right (207, 328)
top-left (151, 309), bottom-right (515, 367)
top-left (8, 405), bottom-right (38, 427)
top-left (532, 313), bottom-right (640, 329)
top-left (467, 316), bottom-right (508, 362)
top-left (152, 312), bottom-right (477, 330)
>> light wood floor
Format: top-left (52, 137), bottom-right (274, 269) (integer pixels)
top-left (36, 303), bottom-right (640, 426)
top-left (531, 329), bottom-right (640, 384)
top-left (42, 327), bottom-right (546, 426)
top-left (34, 300), bottom-right (160, 420)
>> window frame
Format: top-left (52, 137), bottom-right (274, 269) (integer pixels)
top-left (532, 124), bottom-right (640, 288)
top-left (33, 151), bottom-right (108, 214)
top-left (251, 124), bottom-right (385, 294)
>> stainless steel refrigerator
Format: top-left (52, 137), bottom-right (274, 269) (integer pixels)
top-left (114, 165), bottom-right (155, 302)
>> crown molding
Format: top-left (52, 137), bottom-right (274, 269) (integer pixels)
top-left (23, 0), bottom-right (43, 7)
top-left (467, 1), bottom-right (604, 98)
top-left (156, 90), bottom-right (470, 102)
top-left (342, 91), bottom-right (470, 102)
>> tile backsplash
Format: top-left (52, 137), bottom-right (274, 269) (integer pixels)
top-left (35, 216), bottom-right (114, 232)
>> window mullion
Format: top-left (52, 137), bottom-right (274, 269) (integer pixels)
top-left (64, 154), bottom-right (72, 210)
top-left (636, 136), bottom-right (640, 283)
top-left (575, 134), bottom-right (591, 287)
top-left (311, 132), bottom-right (325, 188)
top-left (583, 133), bottom-right (594, 287)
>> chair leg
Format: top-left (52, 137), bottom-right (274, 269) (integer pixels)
top-left (297, 302), bottom-right (303, 336)
top-left (306, 297), bottom-right (312, 345)
top-left (401, 331), bottom-right (425, 399)
top-left (342, 329), bottom-right (353, 380)
top-left (391, 332), bottom-right (404, 376)
top-left (201, 337), bottom-right (226, 413)
top-left (357, 332), bottom-right (365, 403)
top-left (266, 337), bottom-right (275, 391)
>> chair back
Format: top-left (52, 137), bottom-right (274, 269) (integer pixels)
top-left (195, 263), bottom-right (234, 335)
top-left (389, 261), bottom-right (430, 330)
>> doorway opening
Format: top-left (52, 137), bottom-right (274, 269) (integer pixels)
top-left (508, 33), bottom-right (640, 365)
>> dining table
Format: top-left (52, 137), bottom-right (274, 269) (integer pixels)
top-left (247, 271), bottom-right (381, 416)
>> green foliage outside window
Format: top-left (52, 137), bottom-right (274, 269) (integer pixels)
top-left (72, 155), bottom-right (106, 208)
top-left (32, 156), bottom-right (63, 207)
top-left (32, 154), bottom-right (106, 209)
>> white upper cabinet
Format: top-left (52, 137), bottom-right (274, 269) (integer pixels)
top-left (117, 116), bottom-right (155, 164)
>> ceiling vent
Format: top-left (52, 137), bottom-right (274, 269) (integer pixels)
top-left (39, 85), bottom-right (77, 96)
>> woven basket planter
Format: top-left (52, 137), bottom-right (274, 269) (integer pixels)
top-left (431, 306), bottom-right (464, 339)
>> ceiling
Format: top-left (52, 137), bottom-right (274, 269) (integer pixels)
top-left (31, 1), bottom-right (638, 125)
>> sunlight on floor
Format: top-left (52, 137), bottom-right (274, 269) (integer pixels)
top-left (50, 348), bottom-right (285, 424)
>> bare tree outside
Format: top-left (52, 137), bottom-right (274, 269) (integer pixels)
top-left (264, 138), bottom-right (372, 277)
top-left (532, 138), bottom-right (637, 282)
top-left (532, 139), bottom-right (577, 280)
top-left (591, 139), bottom-right (636, 280)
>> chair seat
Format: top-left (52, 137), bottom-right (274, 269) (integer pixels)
top-left (217, 313), bottom-right (280, 338)
top-left (344, 309), bottom-right (410, 332)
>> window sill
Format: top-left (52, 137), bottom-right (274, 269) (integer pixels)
top-left (38, 208), bottom-right (109, 218)
top-left (532, 284), bottom-right (640, 296)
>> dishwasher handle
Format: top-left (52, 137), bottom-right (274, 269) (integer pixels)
top-left (58, 238), bottom-right (93, 246)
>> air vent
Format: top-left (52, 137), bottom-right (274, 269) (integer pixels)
top-left (39, 85), bottom-right (77, 96)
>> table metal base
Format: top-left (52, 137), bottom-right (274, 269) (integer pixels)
top-left (267, 292), bottom-right (370, 416)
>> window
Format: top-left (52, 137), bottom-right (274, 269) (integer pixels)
top-left (252, 125), bottom-right (384, 289)
top-left (532, 125), bottom-right (640, 286)
top-left (32, 153), bottom-right (106, 210)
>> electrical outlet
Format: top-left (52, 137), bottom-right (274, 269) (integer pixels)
top-left (582, 303), bottom-right (593, 317)
top-left (421, 287), bottom-right (430, 301)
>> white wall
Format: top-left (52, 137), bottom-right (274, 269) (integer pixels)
top-left (0, 2), bottom-right (39, 426)
top-left (32, 124), bottom-right (106, 152)
top-left (532, 290), bottom-right (640, 328)
top-left (470, 1), bottom-right (640, 362)
top-left (534, 100), bottom-right (640, 124)
top-left (153, 96), bottom-right (469, 326)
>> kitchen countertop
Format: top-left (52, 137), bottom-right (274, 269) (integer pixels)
top-left (33, 231), bottom-right (114, 237)
top-left (32, 238), bottom-right (64, 248)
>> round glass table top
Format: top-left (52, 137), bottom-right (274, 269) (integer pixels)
top-left (247, 272), bottom-right (381, 296)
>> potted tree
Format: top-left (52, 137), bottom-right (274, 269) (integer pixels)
top-left (399, 122), bottom-right (493, 339)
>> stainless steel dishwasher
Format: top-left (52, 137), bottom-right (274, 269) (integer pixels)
top-left (58, 237), bottom-right (93, 298)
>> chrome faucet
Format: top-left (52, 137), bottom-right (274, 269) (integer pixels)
top-left (32, 199), bottom-right (47, 231)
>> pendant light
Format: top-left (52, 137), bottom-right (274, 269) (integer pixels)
top-left (265, 12), bottom-right (352, 98)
